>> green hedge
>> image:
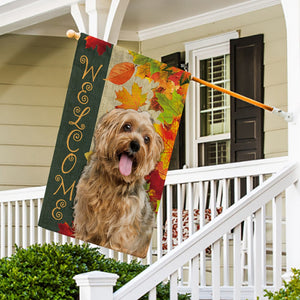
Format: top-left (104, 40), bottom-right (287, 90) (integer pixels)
top-left (0, 243), bottom-right (190, 300)
top-left (264, 268), bottom-right (300, 299)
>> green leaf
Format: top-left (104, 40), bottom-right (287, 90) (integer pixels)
top-left (157, 91), bottom-right (184, 124)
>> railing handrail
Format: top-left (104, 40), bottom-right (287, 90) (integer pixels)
top-left (0, 186), bottom-right (46, 202)
top-left (114, 162), bottom-right (298, 300)
top-left (0, 157), bottom-right (288, 202)
top-left (165, 156), bottom-right (288, 185)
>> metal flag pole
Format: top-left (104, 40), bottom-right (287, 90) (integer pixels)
top-left (66, 30), bottom-right (293, 123)
top-left (191, 76), bottom-right (293, 122)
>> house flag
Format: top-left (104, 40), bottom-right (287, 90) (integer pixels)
top-left (38, 33), bottom-right (191, 257)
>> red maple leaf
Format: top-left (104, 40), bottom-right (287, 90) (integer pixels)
top-left (168, 70), bottom-right (184, 85)
top-left (58, 222), bottom-right (74, 237)
top-left (85, 36), bottom-right (112, 56)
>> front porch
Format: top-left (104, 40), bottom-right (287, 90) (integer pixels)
top-left (0, 156), bottom-right (294, 299)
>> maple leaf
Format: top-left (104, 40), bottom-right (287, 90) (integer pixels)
top-left (168, 70), bottom-right (185, 85)
top-left (115, 82), bottom-right (147, 110)
top-left (129, 50), bottom-right (153, 65)
top-left (85, 36), bottom-right (112, 56)
top-left (180, 71), bottom-right (192, 85)
top-left (154, 118), bottom-right (181, 169)
top-left (58, 222), bottom-right (74, 237)
top-left (156, 91), bottom-right (184, 124)
top-left (135, 63), bottom-right (151, 81)
top-left (106, 62), bottom-right (135, 85)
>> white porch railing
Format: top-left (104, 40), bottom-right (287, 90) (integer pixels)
top-left (0, 156), bottom-right (293, 299)
top-left (114, 161), bottom-right (296, 299)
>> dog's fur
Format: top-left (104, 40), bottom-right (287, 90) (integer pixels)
top-left (73, 108), bottom-right (164, 257)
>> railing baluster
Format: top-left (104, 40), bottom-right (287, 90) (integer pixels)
top-left (7, 201), bottom-right (12, 257)
top-left (254, 207), bottom-right (263, 299)
top-left (191, 255), bottom-right (199, 300)
top-left (157, 195), bottom-right (163, 259)
top-left (30, 199), bottom-right (35, 245)
top-left (148, 287), bottom-right (156, 300)
top-left (166, 184), bottom-right (173, 252)
top-left (212, 241), bottom-right (221, 300)
top-left (45, 229), bottom-right (51, 244)
top-left (246, 176), bottom-right (254, 285)
top-left (177, 184), bottom-right (183, 285)
top-left (210, 180), bottom-right (216, 219)
top-left (199, 181), bottom-right (206, 286)
top-left (15, 200), bottom-right (20, 247)
top-left (234, 177), bottom-right (240, 203)
top-left (187, 182), bottom-right (193, 234)
top-left (37, 198), bottom-right (43, 244)
top-left (146, 239), bottom-right (152, 265)
top-left (222, 178), bottom-right (229, 286)
top-left (233, 224), bottom-right (242, 300)
top-left (170, 271), bottom-right (178, 300)
top-left (22, 200), bottom-right (27, 248)
top-left (273, 194), bottom-right (283, 290)
top-left (1, 202), bottom-right (5, 258)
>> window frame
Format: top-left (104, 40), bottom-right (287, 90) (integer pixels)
top-left (185, 31), bottom-right (239, 167)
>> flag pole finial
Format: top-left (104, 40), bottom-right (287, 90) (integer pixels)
top-left (66, 30), bottom-right (80, 40)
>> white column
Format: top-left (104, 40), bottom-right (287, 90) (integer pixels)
top-left (281, 0), bottom-right (300, 272)
top-left (85, 0), bottom-right (110, 39)
top-left (74, 271), bottom-right (119, 300)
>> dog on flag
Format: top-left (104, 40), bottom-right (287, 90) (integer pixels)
top-left (74, 108), bottom-right (164, 257)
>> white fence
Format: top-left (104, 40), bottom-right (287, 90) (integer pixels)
top-left (75, 160), bottom-right (297, 300)
top-left (0, 156), bottom-right (292, 299)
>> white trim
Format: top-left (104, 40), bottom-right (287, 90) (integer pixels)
top-left (196, 133), bottom-right (230, 144)
top-left (185, 31), bottom-right (239, 167)
top-left (0, 0), bottom-right (81, 36)
top-left (185, 31), bottom-right (239, 61)
top-left (103, 0), bottom-right (130, 44)
top-left (138, 0), bottom-right (280, 41)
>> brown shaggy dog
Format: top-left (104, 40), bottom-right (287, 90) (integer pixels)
top-left (73, 108), bottom-right (164, 257)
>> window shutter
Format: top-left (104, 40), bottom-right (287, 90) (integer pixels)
top-left (230, 34), bottom-right (264, 162)
top-left (161, 52), bottom-right (186, 170)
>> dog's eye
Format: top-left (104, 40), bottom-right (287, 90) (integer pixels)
top-left (144, 136), bottom-right (150, 144)
top-left (123, 123), bottom-right (132, 132)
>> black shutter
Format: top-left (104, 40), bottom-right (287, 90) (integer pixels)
top-left (230, 34), bottom-right (264, 162)
top-left (161, 52), bottom-right (185, 170)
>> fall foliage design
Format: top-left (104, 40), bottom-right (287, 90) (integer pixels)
top-left (85, 36), bottom-right (112, 56)
top-left (84, 36), bottom-right (191, 212)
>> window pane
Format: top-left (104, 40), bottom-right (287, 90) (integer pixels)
top-left (198, 140), bottom-right (230, 167)
top-left (199, 54), bottom-right (230, 138)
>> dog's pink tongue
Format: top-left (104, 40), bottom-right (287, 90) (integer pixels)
top-left (119, 153), bottom-right (133, 176)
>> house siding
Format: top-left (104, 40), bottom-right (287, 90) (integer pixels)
top-left (0, 35), bottom-right (139, 190)
top-left (140, 4), bottom-right (288, 161)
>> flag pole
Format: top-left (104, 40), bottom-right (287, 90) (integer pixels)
top-left (66, 29), bottom-right (293, 122)
top-left (191, 76), bottom-right (293, 122)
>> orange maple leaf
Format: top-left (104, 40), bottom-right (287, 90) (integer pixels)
top-left (115, 82), bottom-right (147, 110)
top-left (154, 117), bottom-right (180, 169)
top-left (106, 62), bottom-right (135, 85)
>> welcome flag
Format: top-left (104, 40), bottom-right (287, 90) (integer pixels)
top-left (38, 33), bottom-right (191, 256)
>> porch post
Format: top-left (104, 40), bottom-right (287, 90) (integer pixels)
top-left (74, 271), bottom-right (119, 300)
top-left (281, 0), bottom-right (300, 272)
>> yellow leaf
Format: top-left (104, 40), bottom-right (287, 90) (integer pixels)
top-left (115, 82), bottom-right (147, 110)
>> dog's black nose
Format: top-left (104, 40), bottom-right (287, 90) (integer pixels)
top-left (130, 140), bottom-right (140, 153)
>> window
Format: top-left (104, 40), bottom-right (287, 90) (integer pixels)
top-left (185, 31), bottom-right (239, 167)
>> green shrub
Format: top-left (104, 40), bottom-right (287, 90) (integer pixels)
top-left (264, 268), bottom-right (300, 299)
top-left (0, 243), bottom-right (190, 300)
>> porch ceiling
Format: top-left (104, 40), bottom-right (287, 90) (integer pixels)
top-left (0, 0), bottom-right (280, 41)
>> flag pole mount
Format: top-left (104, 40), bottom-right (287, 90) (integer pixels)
top-left (66, 29), bottom-right (80, 40)
top-left (191, 76), bottom-right (293, 123)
